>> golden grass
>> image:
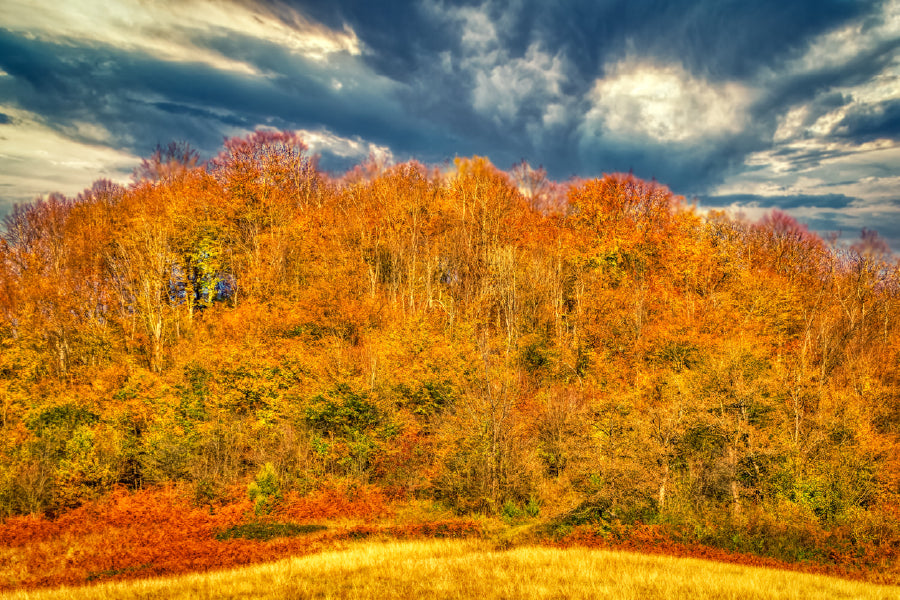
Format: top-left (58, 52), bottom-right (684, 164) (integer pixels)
top-left (3, 538), bottom-right (898, 600)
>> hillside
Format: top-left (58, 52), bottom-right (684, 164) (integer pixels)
top-left (1, 131), bottom-right (899, 584)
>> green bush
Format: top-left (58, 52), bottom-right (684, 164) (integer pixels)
top-left (501, 500), bottom-right (522, 523)
top-left (248, 462), bottom-right (282, 515)
top-left (215, 522), bottom-right (327, 541)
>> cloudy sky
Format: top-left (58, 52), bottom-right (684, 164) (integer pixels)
top-left (1, 0), bottom-right (899, 249)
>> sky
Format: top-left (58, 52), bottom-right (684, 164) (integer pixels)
top-left (1, 0), bottom-right (899, 250)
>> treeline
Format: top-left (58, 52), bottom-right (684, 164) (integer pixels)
top-left (1, 131), bottom-right (898, 558)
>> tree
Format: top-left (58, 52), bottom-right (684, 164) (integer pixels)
top-left (210, 130), bottom-right (321, 301)
top-left (133, 141), bottom-right (201, 183)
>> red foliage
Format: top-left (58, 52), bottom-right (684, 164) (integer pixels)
top-left (276, 483), bottom-right (392, 522)
top-left (0, 485), bottom-right (480, 591)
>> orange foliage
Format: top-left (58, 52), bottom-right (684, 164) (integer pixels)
top-left (0, 486), bottom-right (478, 590)
top-left (277, 483), bottom-right (392, 522)
top-left (2, 131), bottom-right (900, 589)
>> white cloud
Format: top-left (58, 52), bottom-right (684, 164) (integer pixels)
top-left (426, 1), bottom-right (573, 131)
top-left (714, 141), bottom-right (900, 197)
top-left (762, 0), bottom-right (900, 143)
top-left (0, 106), bottom-right (138, 210)
top-left (773, 106), bottom-right (811, 142)
top-left (293, 128), bottom-right (393, 163)
top-left (0, 0), bottom-right (361, 75)
top-left (582, 59), bottom-right (753, 144)
top-left (471, 43), bottom-right (567, 123)
top-left (708, 142), bottom-right (900, 245)
top-left (708, 0), bottom-right (900, 245)
top-left (456, 6), bottom-right (500, 54)
top-left (784, 0), bottom-right (900, 76)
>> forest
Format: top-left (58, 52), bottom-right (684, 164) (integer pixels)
top-left (1, 130), bottom-right (899, 581)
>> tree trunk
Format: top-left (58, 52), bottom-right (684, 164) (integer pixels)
top-left (658, 462), bottom-right (669, 510)
top-left (728, 446), bottom-right (741, 516)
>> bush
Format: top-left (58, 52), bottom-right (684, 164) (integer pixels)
top-left (248, 462), bottom-right (282, 515)
top-left (215, 522), bottom-right (327, 541)
top-left (501, 500), bottom-right (522, 523)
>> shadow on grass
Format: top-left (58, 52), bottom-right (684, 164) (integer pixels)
top-left (215, 522), bottom-right (328, 541)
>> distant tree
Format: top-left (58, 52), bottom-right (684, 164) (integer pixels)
top-left (133, 141), bottom-right (201, 183)
top-left (851, 228), bottom-right (892, 262)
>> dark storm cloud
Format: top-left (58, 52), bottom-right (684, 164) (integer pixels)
top-left (297, 0), bottom-right (885, 193)
top-left (149, 101), bottom-right (250, 128)
top-left (3, 0), bottom-right (886, 189)
top-left (290, 3), bottom-right (543, 163)
top-left (702, 193), bottom-right (857, 211)
top-left (0, 29), bottom-right (81, 97)
top-left (1, 0), bottom-right (898, 245)
top-left (279, 0), bottom-right (872, 184)
top-left (752, 36), bottom-right (900, 123)
top-left (835, 99), bottom-right (900, 142)
top-left (525, 0), bottom-right (869, 80)
top-left (273, 1), bottom-right (459, 80)
top-left (298, 0), bottom-right (870, 83)
top-left (0, 113), bottom-right (10, 124)
top-left (0, 27), bottom-right (449, 163)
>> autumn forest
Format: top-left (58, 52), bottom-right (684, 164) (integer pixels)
top-left (1, 131), bottom-right (899, 588)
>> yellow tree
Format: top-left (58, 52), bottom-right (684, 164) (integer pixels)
top-left (210, 130), bottom-right (320, 302)
top-left (106, 184), bottom-right (181, 372)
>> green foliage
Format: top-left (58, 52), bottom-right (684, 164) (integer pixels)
top-left (178, 364), bottom-right (210, 415)
top-left (282, 322), bottom-right (359, 343)
top-left (677, 424), bottom-right (725, 457)
top-left (789, 454), bottom-right (878, 523)
top-left (394, 380), bottom-right (454, 416)
top-left (304, 384), bottom-right (396, 477)
top-left (306, 384), bottom-right (381, 437)
top-left (0, 458), bottom-right (55, 516)
top-left (217, 364), bottom-right (290, 415)
top-left (736, 453), bottom-right (789, 500)
top-left (0, 403), bottom-right (134, 512)
top-left (584, 248), bottom-right (625, 287)
top-left (520, 338), bottom-right (551, 374)
top-left (665, 507), bottom-right (882, 566)
top-left (649, 340), bottom-right (700, 372)
top-left (547, 497), bottom-right (614, 535)
top-left (214, 522), bottom-right (327, 541)
top-left (500, 497), bottom-right (541, 524)
top-left (537, 443), bottom-right (566, 477)
top-left (27, 405), bottom-right (99, 440)
top-left (500, 499), bottom-right (522, 523)
top-left (55, 422), bottom-right (119, 506)
top-left (247, 462), bottom-right (282, 515)
top-left (187, 231), bottom-right (227, 308)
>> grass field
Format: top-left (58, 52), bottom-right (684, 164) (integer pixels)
top-left (3, 538), bottom-right (897, 600)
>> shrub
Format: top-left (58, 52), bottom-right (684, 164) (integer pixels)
top-left (248, 462), bottom-right (282, 515)
top-left (215, 522), bottom-right (326, 541)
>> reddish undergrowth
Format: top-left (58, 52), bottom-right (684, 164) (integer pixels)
top-left (552, 525), bottom-right (899, 586)
top-left (0, 486), bottom-right (479, 591)
top-left (2, 486), bottom-right (896, 592)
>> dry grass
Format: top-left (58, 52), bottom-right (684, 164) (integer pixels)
top-left (3, 538), bottom-right (897, 600)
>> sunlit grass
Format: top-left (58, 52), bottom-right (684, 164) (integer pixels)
top-left (4, 538), bottom-right (898, 600)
